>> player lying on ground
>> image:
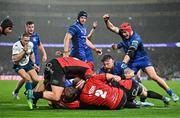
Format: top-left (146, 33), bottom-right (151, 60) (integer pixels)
top-left (31, 56), bottom-right (94, 109)
top-left (59, 73), bottom-right (170, 109)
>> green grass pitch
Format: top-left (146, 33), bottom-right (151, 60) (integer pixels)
top-left (0, 80), bottom-right (180, 118)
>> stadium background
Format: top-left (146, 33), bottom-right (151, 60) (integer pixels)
top-left (0, 0), bottom-right (180, 79)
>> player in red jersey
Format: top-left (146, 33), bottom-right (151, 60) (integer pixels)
top-left (32, 57), bottom-right (94, 109)
top-left (63, 73), bottom-right (170, 109)
top-left (70, 73), bottom-right (127, 110)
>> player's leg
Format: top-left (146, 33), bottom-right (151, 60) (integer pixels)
top-left (17, 69), bottom-right (33, 109)
top-left (28, 69), bottom-right (39, 89)
top-left (140, 89), bottom-right (170, 106)
top-left (144, 66), bottom-right (179, 102)
top-left (43, 85), bottom-right (64, 101)
top-left (12, 78), bottom-right (25, 99)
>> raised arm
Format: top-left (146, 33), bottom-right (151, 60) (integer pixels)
top-left (87, 21), bottom-right (97, 41)
top-left (103, 14), bottom-right (119, 34)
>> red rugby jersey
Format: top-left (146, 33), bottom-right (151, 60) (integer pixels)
top-left (80, 74), bottom-right (124, 109)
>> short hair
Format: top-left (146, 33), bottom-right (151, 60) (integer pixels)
top-left (63, 86), bottom-right (78, 103)
top-left (101, 54), bottom-right (114, 62)
top-left (26, 21), bottom-right (34, 25)
top-left (21, 32), bottom-right (29, 39)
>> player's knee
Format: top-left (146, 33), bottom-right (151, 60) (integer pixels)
top-left (22, 74), bottom-right (32, 81)
top-left (149, 74), bottom-right (159, 81)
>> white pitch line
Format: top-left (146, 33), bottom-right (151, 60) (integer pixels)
top-left (0, 103), bottom-right (47, 107)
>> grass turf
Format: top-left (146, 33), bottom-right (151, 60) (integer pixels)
top-left (0, 80), bottom-right (180, 118)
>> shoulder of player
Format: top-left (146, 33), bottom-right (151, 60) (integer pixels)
top-left (31, 32), bottom-right (39, 37)
top-left (71, 22), bottom-right (85, 30)
top-left (28, 41), bottom-right (34, 47)
top-left (114, 61), bottom-right (123, 66)
top-left (13, 40), bottom-right (21, 45)
top-left (12, 41), bottom-right (22, 49)
top-left (132, 32), bottom-right (141, 40)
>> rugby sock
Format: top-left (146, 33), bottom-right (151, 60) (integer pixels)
top-left (140, 96), bottom-right (147, 102)
top-left (166, 89), bottom-right (173, 96)
top-left (124, 101), bottom-right (139, 108)
top-left (25, 82), bottom-right (32, 90)
top-left (147, 90), bottom-right (163, 100)
top-left (14, 89), bottom-right (19, 94)
top-left (33, 92), bottom-right (43, 99)
top-left (32, 81), bottom-right (38, 89)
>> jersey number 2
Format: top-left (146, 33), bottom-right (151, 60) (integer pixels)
top-left (95, 90), bottom-right (107, 99)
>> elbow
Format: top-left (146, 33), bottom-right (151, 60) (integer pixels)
top-left (12, 56), bottom-right (20, 64)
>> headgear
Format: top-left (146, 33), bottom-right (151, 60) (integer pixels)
top-left (0, 18), bottom-right (13, 35)
top-left (77, 11), bottom-right (88, 21)
top-left (119, 22), bottom-right (133, 35)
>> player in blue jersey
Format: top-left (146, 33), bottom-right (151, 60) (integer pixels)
top-left (0, 18), bottom-right (13, 36)
top-left (98, 54), bottom-right (124, 78)
top-left (63, 11), bottom-right (102, 62)
top-left (12, 21), bottom-right (47, 99)
top-left (103, 14), bottom-right (179, 102)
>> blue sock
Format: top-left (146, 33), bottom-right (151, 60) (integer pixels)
top-left (166, 89), bottom-right (173, 96)
top-left (25, 82), bottom-right (32, 90)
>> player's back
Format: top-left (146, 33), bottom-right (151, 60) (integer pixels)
top-left (80, 74), bottom-right (126, 109)
top-left (56, 57), bottom-right (93, 79)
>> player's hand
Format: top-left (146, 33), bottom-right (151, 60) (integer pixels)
top-left (111, 43), bottom-right (118, 50)
top-left (94, 48), bottom-right (102, 55)
top-left (34, 64), bottom-right (40, 72)
top-left (103, 14), bottom-right (110, 21)
top-left (55, 50), bottom-right (63, 57)
top-left (23, 44), bottom-right (28, 53)
top-left (42, 55), bottom-right (47, 62)
top-left (124, 68), bottom-right (135, 79)
top-left (112, 75), bottom-right (121, 82)
top-left (63, 52), bottom-right (70, 57)
top-left (92, 21), bottom-right (98, 29)
top-left (75, 80), bottom-right (85, 89)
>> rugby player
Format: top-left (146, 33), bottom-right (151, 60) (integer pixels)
top-left (12, 32), bottom-right (39, 109)
top-left (12, 21), bottom-right (47, 99)
top-left (0, 18), bottom-right (13, 36)
top-left (32, 57), bottom-right (94, 109)
top-left (103, 14), bottom-right (179, 102)
top-left (62, 11), bottom-right (102, 61)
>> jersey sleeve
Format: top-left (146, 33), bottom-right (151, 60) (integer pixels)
top-left (130, 35), bottom-right (142, 50)
top-left (12, 43), bottom-right (21, 55)
top-left (36, 34), bottom-right (41, 46)
top-left (68, 25), bottom-right (77, 36)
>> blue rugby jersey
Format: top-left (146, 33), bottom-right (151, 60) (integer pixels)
top-left (98, 61), bottom-right (124, 76)
top-left (68, 21), bottom-right (87, 61)
top-left (85, 46), bottom-right (94, 62)
top-left (117, 32), bottom-right (152, 73)
top-left (117, 32), bottom-right (148, 61)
